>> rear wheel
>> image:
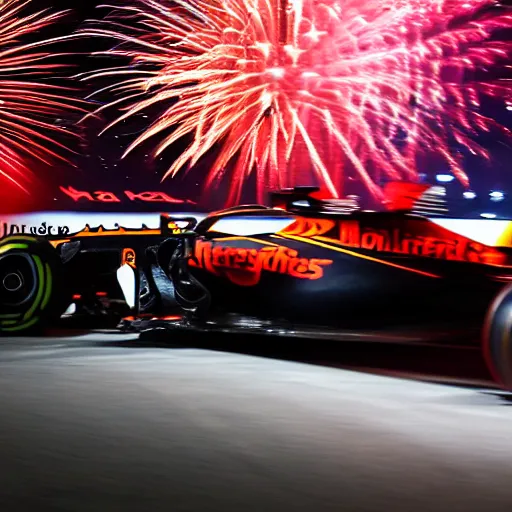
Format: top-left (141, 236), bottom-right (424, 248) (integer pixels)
top-left (483, 283), bottom-right (512, 390)
top-left (0, 236), bottom-right (65, 334)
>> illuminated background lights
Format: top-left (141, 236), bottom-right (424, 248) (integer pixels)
top-left (490, 190), bottom-right (505, 202)
top-left (436, 174), bottom-right (456, 183)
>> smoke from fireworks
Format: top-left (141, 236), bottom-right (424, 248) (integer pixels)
top-left (82, 0), bottom-right (512, 204)
top-left (0, 0), bottom-right (83, 195)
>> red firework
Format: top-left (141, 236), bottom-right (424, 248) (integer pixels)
top-left (0, 0), bottom-right (83, 196)
top-left (81, 0), bottom-right (512, 204)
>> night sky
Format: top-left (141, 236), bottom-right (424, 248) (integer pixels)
top-left (28, 1), bottom-right (206, 213)
top-left (8, 1), bottom-right (512, 215)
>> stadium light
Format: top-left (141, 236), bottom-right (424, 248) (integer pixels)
top-left (436, 174), bottom-right (455, 183)
top-left (490, 191), bottom-right (505, 202)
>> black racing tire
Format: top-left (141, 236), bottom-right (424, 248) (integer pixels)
top-left (483, 283), bottom-right (512, 390)
top-left (0, 236), bottom-right (66, 335)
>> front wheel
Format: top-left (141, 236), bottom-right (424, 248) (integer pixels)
top-left (483, 283), bottom-right (512, 390)
top-left (0, 236), bottom-right (65, 334)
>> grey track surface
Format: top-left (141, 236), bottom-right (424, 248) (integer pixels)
top-left (0, 332), bottom-right (512, 512)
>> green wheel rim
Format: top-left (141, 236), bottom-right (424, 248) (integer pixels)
top-left (0, 238), bottom-right (56, 333)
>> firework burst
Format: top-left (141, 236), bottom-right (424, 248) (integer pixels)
top-left (81, 0), bottom-right (512, 204)
top-left (0, 0), bottom-right (84, 195)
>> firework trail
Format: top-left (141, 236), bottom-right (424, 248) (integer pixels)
top-left (81, 0), bottom-right (512, 204)
top-left (0, 0), bottom-right (84, 195)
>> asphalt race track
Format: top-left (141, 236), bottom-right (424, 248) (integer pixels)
top-left (1, 331), bottom-right (512, 512)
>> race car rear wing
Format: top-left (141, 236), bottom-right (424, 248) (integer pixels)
top-left (269, 183), bottom-right (445, 215)
top-left (382, 182), bottom-right (432, 211)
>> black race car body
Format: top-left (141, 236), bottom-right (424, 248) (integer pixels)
top-left (2, 187), bottom-right (512, 389)
top-left (171, 207), bottom-right (505, 333)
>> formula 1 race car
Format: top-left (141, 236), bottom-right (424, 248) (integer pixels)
top-left (2, 185), bottom-right (512, 391)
